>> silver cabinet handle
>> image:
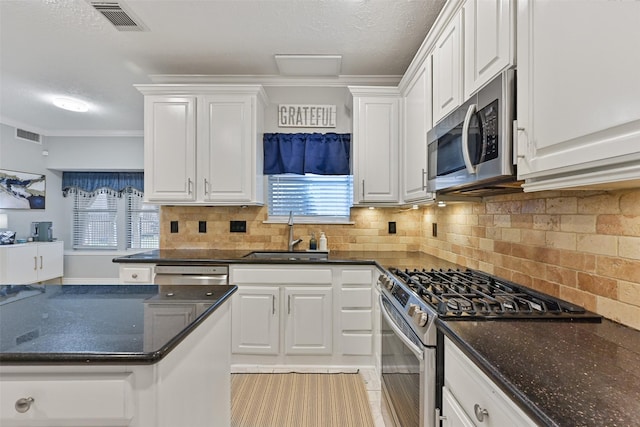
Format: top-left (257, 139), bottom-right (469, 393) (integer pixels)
top-left (361, 180), bottom-right (365, 199)
top-left (187, 178), bottom-right (193, 194)
top-left (34, 256), bottom-right (38, 271)
top-left (204, 178), bottom-right (209, 195)
top-left (15, 397), bottom-right (34, 413)
top-left (474, 403), bottom-right (489, 422)
top-left (272, 295), bottom-right (276, 315)
top-left (287, 295), bottom-right (291, 315)
top-left (421, 168), bottom-right (427, 191)
top-left (40, 255), bottom-right (43, 269)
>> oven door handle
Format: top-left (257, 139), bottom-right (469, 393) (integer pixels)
top-left (379, 295), bottom-right (424, 360)
top-left (461, 103), bottom-right (478, 175)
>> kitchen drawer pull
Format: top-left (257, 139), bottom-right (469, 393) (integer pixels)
top-left (474, 403), bottom-right (489, 422)
top-left (15, 397), bottom-right (34, 413)
top-left (132, 273), bottom-right (138, 279)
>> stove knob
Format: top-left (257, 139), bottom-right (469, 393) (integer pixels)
top-left (413, 309), bottom-right (429, 327)
top-left (407, 303), bottom-right (419, 317)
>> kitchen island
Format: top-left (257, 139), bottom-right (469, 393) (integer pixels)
top-left (0, 284), bottom-right (236, 427)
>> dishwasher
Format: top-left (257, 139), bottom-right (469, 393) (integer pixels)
top-left (154, 265), bottom-right (229, 286)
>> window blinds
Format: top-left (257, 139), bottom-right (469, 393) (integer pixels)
top-left (126, 193), bottom-right (159, 249)
top-left (268, 174), bottom-right (353, 218)
top-left (73, 192), bottom-right (118, 249)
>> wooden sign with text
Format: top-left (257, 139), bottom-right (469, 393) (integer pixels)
top-left (278, 104), bottom-right (337, 128)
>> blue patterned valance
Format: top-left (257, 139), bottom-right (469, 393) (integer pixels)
top-left (264, 133), bottom-right (351, 175)
top-left (62, 172), bottom-right (144, 197)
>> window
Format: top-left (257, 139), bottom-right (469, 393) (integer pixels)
top-left (268, 174), bottom-right (353, 222)
top-left (73, 191), bottom-right (118, 249)
top-left (126, 191), bottom-right (159, 249)
top-left (64, 172), bottom-right (159, 251)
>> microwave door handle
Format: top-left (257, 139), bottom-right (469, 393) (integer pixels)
top-left (461, 104), bottom-right (478, 174)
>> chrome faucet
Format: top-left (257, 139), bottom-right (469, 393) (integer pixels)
top-left (287, 211), bottom-right (303, 251)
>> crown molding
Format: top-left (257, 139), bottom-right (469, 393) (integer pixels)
top-left (148, 74), bottom-right (402, 87)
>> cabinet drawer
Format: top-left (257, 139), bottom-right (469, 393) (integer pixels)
top-left (445, 338), bottom-right (536, 427)
top-left (120, 266), bottom-right (153, 283)
top-left (340, 269), bottom-right (372, 285)
top-left (341, 309), bottom-right (372, 330)
top-left (341, 287), bottom-right (371, 308)
top-left (0, 372), bottom-right (133, 426)
top-left (341, 333), bottom-right (372, 355)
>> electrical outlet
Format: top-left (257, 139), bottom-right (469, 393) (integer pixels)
top-left (170, 221), bottom-right (179, 233)
top-left (199, 221), bottom-right (207, 233)
top-left (230, 220), bottom-right (247, 233)
top-left (432, 223), bottom-right (438, 237)
top-left (388, 221), bottom-right (396, 234)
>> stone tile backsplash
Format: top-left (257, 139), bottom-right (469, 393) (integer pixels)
top-left (160, 188), bottom-right (640, 330)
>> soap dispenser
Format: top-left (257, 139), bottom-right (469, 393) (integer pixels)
top-left (309, 232), bottom-right (317, 250)
top-left (319, 232), bottom-right (327, 251)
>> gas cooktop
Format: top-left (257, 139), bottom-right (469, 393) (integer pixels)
top-left (385, 268), bottom-right (602, 322)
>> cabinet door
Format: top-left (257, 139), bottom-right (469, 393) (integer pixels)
top-left (432, 10), bottom-right (462, 124)
top-left (284, 286), bottom-right (332, 355)
top-left (36, 242), bottom-right (63, 282)
top-left (143, 303), bottom-right (196, 351)
top-left (0, 245), bottom-right (37, 285)
top-left (402, 61), bottom-right (434, 203)
top-left (231, 286), bottom-right (279, 355)
top-left (199, 95), bottom-right (254, 203)
top-left (353, 93), bottom-right (400, 204)
top-left (517, 0), bottom-right (640, 190)
top-left (442, 386), bottom-right (475, 427)
top-left (144, 96), bottom-right (197, 202)
top-left (463, 0), bottom-right (513, 99)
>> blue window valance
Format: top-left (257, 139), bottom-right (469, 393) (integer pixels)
top-left (264, 133), bottom-right (351, 175)
top-left (62, 172), bottom-right (144, 197)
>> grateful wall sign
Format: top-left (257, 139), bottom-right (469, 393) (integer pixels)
top-left (278, 104), bottom-right (337, 128)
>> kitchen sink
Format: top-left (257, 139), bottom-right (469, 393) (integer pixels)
top-left (242, 251), bottom-right (329, 261)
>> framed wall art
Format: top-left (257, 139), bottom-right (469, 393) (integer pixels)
top-left (0, 169), bottom-right (46, 209)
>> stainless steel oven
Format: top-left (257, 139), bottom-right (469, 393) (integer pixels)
top-left (379, 277), bottom-right (437, 427)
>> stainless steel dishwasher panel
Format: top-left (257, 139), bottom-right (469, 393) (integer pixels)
top-left (154, 265), bottom-right (229, 286)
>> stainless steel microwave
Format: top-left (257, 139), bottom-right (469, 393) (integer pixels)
top-left (427, 70), bottom-right (519, 195)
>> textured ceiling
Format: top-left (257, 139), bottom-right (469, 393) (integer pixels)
top-left (0, 0), bottom-right (446, 135)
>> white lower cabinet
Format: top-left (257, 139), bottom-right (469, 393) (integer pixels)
top-left (0, 241), bottom-right (63, 285)
top-left (231, 286), bottom-right (280, 355)
top-left (229, 265), bottom-right (375, 369)
top-left (444, 337), bottom-right (536, 427)
top-left (284, 287), bottom-right (332, 355)
top-left (143, 302), bottom-right (210, 351)
top-left (119, 264), bottom-right (154, 284)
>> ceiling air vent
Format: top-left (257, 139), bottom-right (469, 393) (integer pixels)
top-left (90, 2), bottom-right (147, 31)
top-left (16, 128), bottom-right (42, 144)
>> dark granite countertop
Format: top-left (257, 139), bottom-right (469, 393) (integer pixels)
top-left (0, 284), bottom-right (236, 365)
top-left (438, 319), bottom-right (640, 427)
top-left (113, 249), bottom-right (460, 271)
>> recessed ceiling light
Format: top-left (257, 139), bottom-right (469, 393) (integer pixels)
top-left (53, 97), bottom-right (89, 112)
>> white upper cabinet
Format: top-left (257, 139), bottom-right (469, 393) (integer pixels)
top-left (516, 0), bottom-right (640, 191)
top-left (350, 87), bottom-right (400, 204)
top-left (402, 59), bottom-right (435, 203)
top-left (137, 85), bottom-right (267, 205)
top-left (463, 0), bottom-right (514, 99)
top-left (143, 96), bottom-right (197, 202)
top-left (432, 10), bottom-right (463, 124)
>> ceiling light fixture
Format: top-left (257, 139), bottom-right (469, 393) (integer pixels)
top-left (437, 201), bottom-right (447, 208)
top-left (53, 97), bottom-right (89, 113)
